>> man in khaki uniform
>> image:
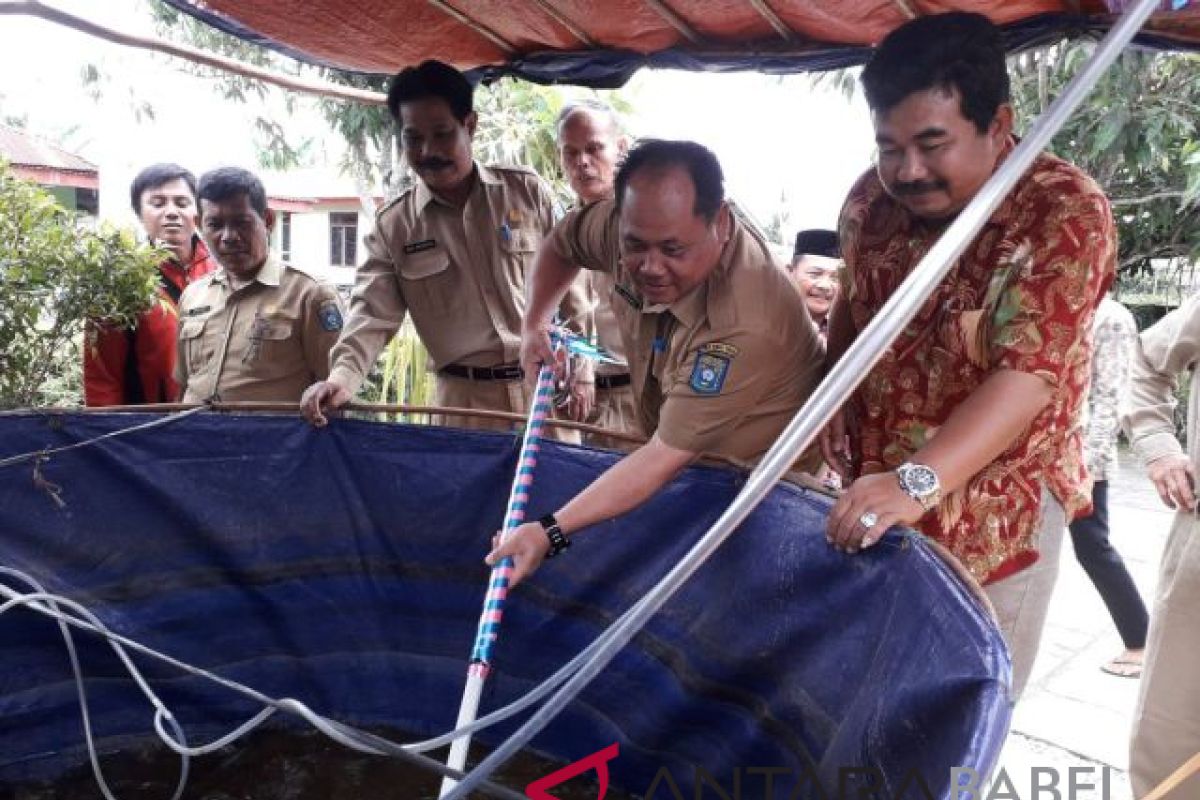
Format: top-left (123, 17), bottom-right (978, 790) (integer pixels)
top-left (556, 100), bottom-right (640, 449)
top-left (486, 140), bottom-right (825, 586)
top-left (176, 167), bottom-right (343, 403)
top-left (300, 60), bottom-right (588, 434)
top-left (1122, 294), bottom-right (1200, 799)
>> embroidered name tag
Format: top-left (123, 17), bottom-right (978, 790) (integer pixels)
top-left (403, 239), bottom-right (437, 255)
top-left (185, 305), bottom-right (211, 316)
top-left (689, 343), bottom-right (739, 395)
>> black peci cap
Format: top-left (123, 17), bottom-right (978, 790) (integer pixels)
top-left (793, 229), bottom-right (840, 260)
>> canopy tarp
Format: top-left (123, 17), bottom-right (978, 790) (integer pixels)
top-left (0, 412), bottom-right (1010, 798)
top-left (158, 0), bottom-right (1200, 86)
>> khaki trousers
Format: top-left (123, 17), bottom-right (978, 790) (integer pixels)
top-left (983, 489), bottom-right (1066, 702)
top-left (1130, 511), bottom-right (1200, 799)
top-left (585, 383), bottom-right (641, 452)
top-left (433, 374), bottom-right (579, 444)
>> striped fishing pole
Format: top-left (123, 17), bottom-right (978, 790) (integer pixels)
top-left (438, 350), bottom-right (557, 796)
top-left (439, 330), bottom-right (619, 796)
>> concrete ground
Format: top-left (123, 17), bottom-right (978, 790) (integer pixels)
top-left (995, 449), bottom-right (1171, 800)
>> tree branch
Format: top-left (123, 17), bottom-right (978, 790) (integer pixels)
top-left (1111, 190), bottom-right (1189, 207)
top-left (0, 0), bottom-right (387, 106)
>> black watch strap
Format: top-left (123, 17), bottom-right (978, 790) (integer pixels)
top-left (538, 513), bottom-right (571, 558)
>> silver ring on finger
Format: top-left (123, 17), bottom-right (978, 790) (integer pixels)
top-left (858, 511), bottom-right (879, 529)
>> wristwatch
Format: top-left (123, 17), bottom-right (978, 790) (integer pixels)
top-left (896, 462), bottom-right (941, 512)
top-left (538, 513), bottom-right (571, 558)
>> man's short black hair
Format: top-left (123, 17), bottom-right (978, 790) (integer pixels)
top-left (197, 167), bottom-right (268, 218)
top-left (793, 229), bottom-right (840, 260)
top-left (861, 12), bottom-right (1010, 134)
top-left (614, 139), bottom-right (724, 223)
top-left (387, 59), bottom-right (474, 123)
top-left (129, 163), bottom-right (196, 214)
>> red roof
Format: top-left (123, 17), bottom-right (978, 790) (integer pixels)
top-left (158, 1), bottom-right (1200, 85)
top-left (0, 125), bottom-right (98, 175)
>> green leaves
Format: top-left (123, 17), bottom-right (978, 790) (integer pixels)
top-left (1011, 45), bottom-right (1200, 280)
top-left (0, 161), bottom-right (163, 407)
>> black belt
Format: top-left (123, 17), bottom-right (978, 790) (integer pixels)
top-left (439, 363), bottom-right (524, 381)
top-left (595, 373), bottom-right (632, 390)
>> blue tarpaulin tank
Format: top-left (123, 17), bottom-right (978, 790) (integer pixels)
top-left (0, 412), bottom-right (1011, 798)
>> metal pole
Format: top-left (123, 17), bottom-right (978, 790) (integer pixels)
top-left (442, 0), bottom-right (1164, 795)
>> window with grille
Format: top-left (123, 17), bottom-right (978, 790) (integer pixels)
top-left (280, 212), bottom-right (292, 262)
top-left (329, 212), bottom-right (358, 267)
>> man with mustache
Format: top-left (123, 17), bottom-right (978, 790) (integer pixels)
top-left (175, 167), bottom-right (344, 402)
top-left (486, 139), bottom-right (824, 586)
top-left (300, 60), bottom-right (589, 434)
top-left (84, 163), bottom-right (217, 406)
top-left (555, 99), bottom-right (640, 448)
top-left (786, 229), bottom-right (841, 339)
top-left (820, 12), bottom-right (1115, 698)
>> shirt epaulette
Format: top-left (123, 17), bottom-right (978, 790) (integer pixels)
top-left (281, 260), bottom-right (321, 283)
top-left (375, 188), bottom-right (413, 221)
top-left (485, 164), bottom-right (540, 179)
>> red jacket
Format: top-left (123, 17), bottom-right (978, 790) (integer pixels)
top-left (84, 237), bottom-right (218, 406)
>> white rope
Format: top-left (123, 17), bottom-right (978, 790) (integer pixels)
top-left (0, 569), bottom-right (189, 800)
top-left (0, 407), bottom-right (206, 470)
top-left (0, 567), bottom-right (603, 800)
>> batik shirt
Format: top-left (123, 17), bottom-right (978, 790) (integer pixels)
top-left (839, 149), bottom-right (1116, 584)
top-left (1084, 297), bottom-right (1137, 482)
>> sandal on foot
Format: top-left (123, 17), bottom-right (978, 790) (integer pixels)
top-left (1101, 655), bottom-right (1143, 678)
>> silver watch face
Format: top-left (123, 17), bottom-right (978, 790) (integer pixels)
top-left (900, 463), bottom-right (939, 497)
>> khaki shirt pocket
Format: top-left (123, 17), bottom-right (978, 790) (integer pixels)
top-left (179, 317), bottom-right (211, 376)
top-left (500, 228), bottom-right (539, 289)
top-left (398, 248), bottom-right (455, 317)
top-left (246, 318), bottom-right (296, 368)
top-left (258, 320), bottom-right (293, 341)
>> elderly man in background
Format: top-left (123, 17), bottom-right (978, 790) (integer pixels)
top-left (556, 99), bottom-right (640, 448)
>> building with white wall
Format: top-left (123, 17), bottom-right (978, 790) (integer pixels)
top-left (263, 169), bottom-right (381, 290)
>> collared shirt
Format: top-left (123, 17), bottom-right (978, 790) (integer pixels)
top-left (1124, 293), bottom-right (1200, 473)
top-left (328, 163), bottom-right (589, 395)
top-left (588, 271), bottom-right (630, 378)
top-left (1084, 297), bottom-right (1137, 481)
top-left (176, 255), bottom-right (344, 402)
top-left (551, 199), bottom-right (825, 464)
top-left (84, 236), bottom-right (218, 406)
top-left (840, 150), bottom-right (1116, 584)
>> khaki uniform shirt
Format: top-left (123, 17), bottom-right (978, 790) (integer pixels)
top-left (176, 256), bottom-right (344, 402)
top-left (328, 163), bottom-right (589, 395)
top-left (589, 271), bottom-right (630, 378)
top-left (552, 200), bottom-right (825, 464)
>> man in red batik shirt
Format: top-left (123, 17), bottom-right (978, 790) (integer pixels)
top-left (820, 13), bottom-right (1116, 699)
top-left (84, 163), bottom-right (217, 406)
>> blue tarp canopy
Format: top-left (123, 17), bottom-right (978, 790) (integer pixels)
top-left (0, 412), bottom-right (1010, 798)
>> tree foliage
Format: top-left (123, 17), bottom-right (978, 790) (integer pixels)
top-left (0, 161), bottom-right (163, 407)
top-left (143, 0), bottom-right (625, 206)
top-left (1009, 44), bottom-right (1200, 276)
